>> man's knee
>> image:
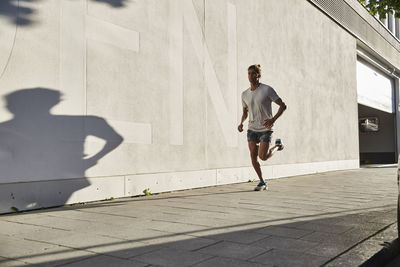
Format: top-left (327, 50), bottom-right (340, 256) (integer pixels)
top-left (259, 155), bottom-right (267, 161)
top-left (259, 152), bottom-right (270, 161)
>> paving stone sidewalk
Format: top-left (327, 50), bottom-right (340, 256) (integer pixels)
top-left (0, 166), bottom-right (398, 267)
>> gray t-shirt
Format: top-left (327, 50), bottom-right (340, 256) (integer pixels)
top-left (241, 83), bottom-right (280, 132)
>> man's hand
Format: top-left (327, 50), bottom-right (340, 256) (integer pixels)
top-left (238, 123), bottom-right (244, 132)
top-left (263, 118), bottom-right (275, 129)
top-left (84, 157), bottom-right (98, 169)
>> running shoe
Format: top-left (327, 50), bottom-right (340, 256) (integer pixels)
top-left (254, 182), bottom-right (267, 191)
top-left (275, 139), bottom-right (284, 151)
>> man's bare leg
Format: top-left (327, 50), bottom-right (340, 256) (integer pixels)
top-left (248, 141), bottom-right (264, 183)
top-left (259, 142), bottom-right (280, 161)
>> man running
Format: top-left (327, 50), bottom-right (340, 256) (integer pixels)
top-left (238, 64), bottom-right (287, 191)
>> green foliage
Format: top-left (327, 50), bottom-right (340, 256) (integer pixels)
top-left (359, 0), bottom-right (400, 19)
top-left (10, 206), bottom-right (19, 213)
top-left (143, 188), bottom-right (151, 196)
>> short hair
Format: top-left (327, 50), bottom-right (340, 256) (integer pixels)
top-left (248, 64), bottom-right (261, 75)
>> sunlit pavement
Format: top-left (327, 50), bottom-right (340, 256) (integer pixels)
top-left (0, 166), bottom-right (397, 266)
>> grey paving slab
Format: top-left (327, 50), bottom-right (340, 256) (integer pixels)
top-left (305, 242), bottom-right (351, 258)
top-left (300, 230), bottom-right (364, 245)
top-left (270, 220), bottom-right (312, 230)
top-left (196, 241), bottom-right (268, 260)
top-left (368, 213), bottom-right (397, 224)
top-left (13, 227), bottom-right (72, 242)
top-left (305, 216), bottom-right (346, 225)
top-left (327, 223), bottom-right (398, 266)
top-left (0, 236), bottom-right (96, 266)
top-left (251, 235), bottom-right (320, 253)
top-left (323, 207), bottom-right (349, 213)
top-left (132, 247), bottom-right (213, 267)
top-left (149, 213), bottom-right (233, 228)
top-left (192, 256), bottom-right (266, 267)
top-left (325, 242), bottom-right (382, 267)
top-left (0, 235), bottom-right (57, 259)
top-left (72, 240), bottom-right (162, 259)
top-left (5, 215), bottom-right (98, 231)
top-left (71, 221), bottom-right (151, 236)
top-left (200, 229), bottom-right (270, 244)
top-left (0, 220), bottom-right (49, 236)
top-left (253, 225), bottom-right (313, 239)
top-left (27, 232), bottom-right (130, 251)
top-left (0, 213), bottom-right (45, 224)
top-left (137, 232), bottom-right (217, 249)
top-left (277, 204), bottom-right (328, 212)
top-left (60, 255), bottom-right (147, 267)
top-left (144, 220), bottom-right (209, 234)
top-left (157, 202), bottom-right (230, 213)
top-left (0, 257), bottom-right (31, 266)
top-left (292, 221), bottom-right (354, 234)
top-left (14, 248), bottom-right (96, 267)
top-left (158, 235), bottom-right (218, 251)
top-left (250, 249), bottom-right (329, 267)
top-left (43, 210), bottom-right (149, 227)
top-left (1, 167), bottom-right (398, 266)
top-left (336, 220), bottom-right (390, 232)
top-left (185, 224), bottom-right (264, 239)
top-left (99, 227), bottom-right (171, 243)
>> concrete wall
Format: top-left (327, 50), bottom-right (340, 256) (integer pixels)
top-left (0, 0), bottom-right (359, 213)
top-left (310, 0), bottom-right (400, 72)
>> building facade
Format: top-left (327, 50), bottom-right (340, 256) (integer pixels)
top-left (0, 0), bottom-right (398, 213)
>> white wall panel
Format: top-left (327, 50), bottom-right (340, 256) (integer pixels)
top-left (357, 60), bottom-right (394, 113)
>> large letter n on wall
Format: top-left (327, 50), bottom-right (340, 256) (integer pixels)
top-left (169, 0), bottom-right (238, 147)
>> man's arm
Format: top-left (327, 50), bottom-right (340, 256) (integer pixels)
top-left (238, 107), bottom-right (248, 132)
top-left (85, 117), bottom-right (124, 168)
top-left (264, 98), bottom-right (287, 128)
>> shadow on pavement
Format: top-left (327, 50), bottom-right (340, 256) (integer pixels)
top-left (0, 205), bottom-right (397, 266)
top-left (361, 239), bottom-right (400, 267)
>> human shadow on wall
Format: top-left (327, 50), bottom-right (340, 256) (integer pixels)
top-left (0, 88), bottom-right (123, 211)
top-left (0, 0), bottom-right (129, 26)
top-left (93, 0), bottom-right (129, 8)
top-left (0, 0), bottom-right (36, 26)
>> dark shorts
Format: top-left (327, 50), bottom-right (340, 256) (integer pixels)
top-left (247, 130), bottom-right (273, 143)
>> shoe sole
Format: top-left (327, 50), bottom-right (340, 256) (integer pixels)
top-left (254, 186), bottom-right (267, 191)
